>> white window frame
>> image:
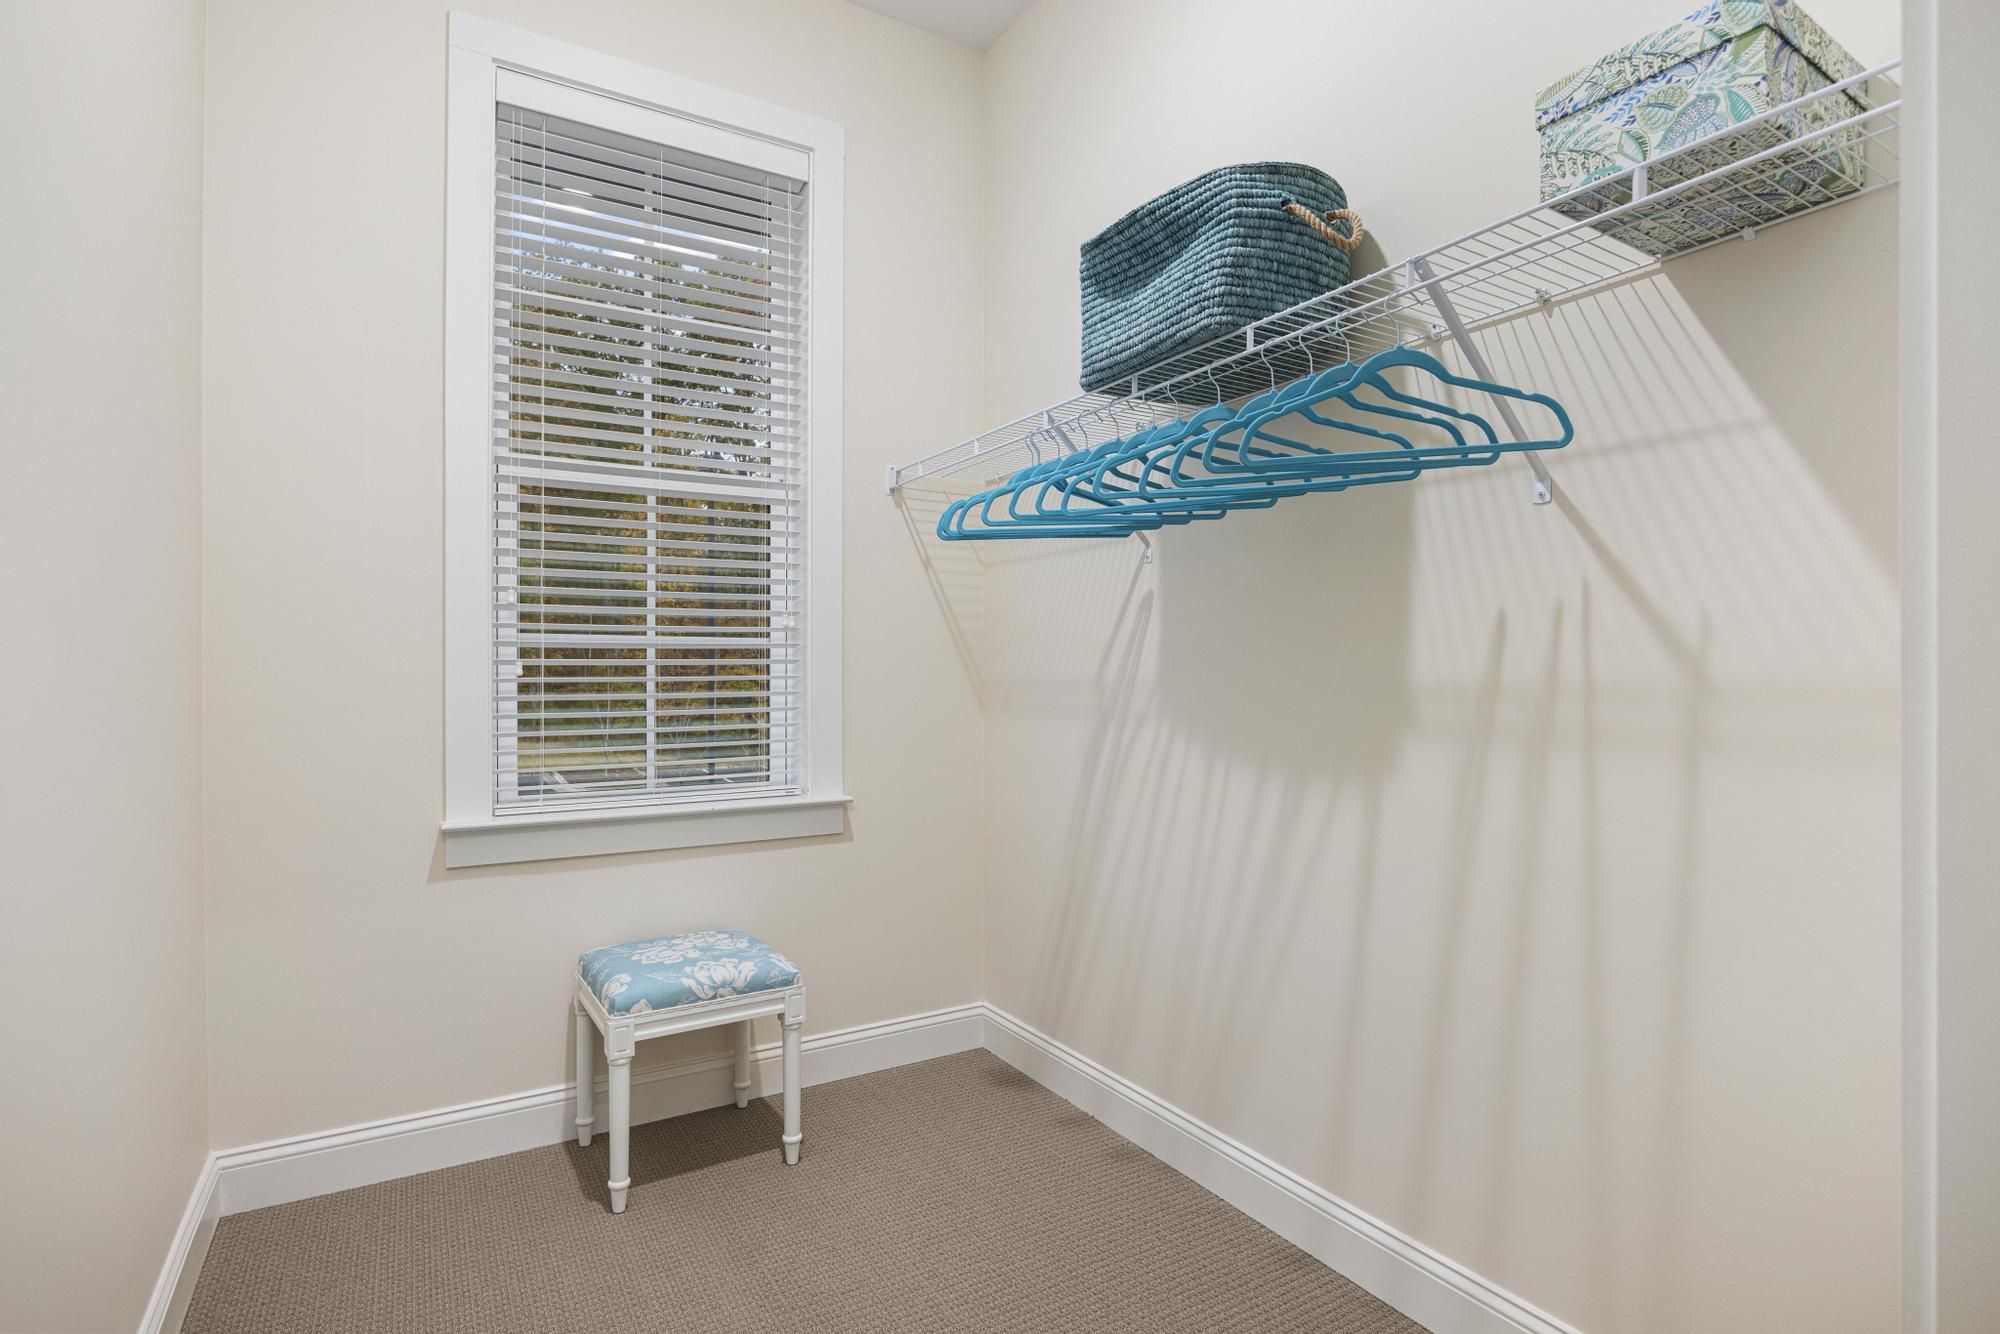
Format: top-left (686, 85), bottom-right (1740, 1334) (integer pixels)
top-left (442, 13), bottom-right (846, 868)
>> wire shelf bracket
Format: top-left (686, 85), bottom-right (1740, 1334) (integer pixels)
top-left (1410, 254), bottom-right (1555, 505)
top-left (887, 60), bottom-right (1901, 502)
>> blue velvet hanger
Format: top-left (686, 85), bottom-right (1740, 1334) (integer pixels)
top-left (935, 381), bottom-right (1449, 540)
top-left (935, 344), bottom-right (1573, 541)
top-left (1178, 345), bottom-right (1567, 484)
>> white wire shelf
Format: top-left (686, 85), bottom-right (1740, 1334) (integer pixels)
top-left (888, 59), bottom-right (1900, 496)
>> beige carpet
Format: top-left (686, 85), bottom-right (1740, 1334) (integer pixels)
top-left (185, 1050), bottom-right (1427, 1333)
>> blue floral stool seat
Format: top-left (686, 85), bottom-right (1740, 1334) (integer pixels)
top-left (573, 929), bottom-right (806, 1214)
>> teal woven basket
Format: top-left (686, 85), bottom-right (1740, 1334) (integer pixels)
top-left (1080, 162), bottom-right (1360, 397)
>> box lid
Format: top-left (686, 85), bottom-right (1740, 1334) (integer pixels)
top-left (1533, 0), bottom-right (1864, 129)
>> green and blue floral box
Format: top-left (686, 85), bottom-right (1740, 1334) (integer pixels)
top-left (1534, 0), bottom-right (1868, 254)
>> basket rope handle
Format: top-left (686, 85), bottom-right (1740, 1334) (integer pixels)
top-left (1284, 202), bottom-right (1365, 252)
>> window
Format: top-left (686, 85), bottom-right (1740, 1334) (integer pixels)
top-left (443, 16), bottom-right (845, 867)
top-left (491, 98), bottom-right (812, 811)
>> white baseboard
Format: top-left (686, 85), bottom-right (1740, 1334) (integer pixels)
top-left (138, 1151), bottom-right (219, 1334)
top-left (214, 1002), bottom-right (985, 1216)
top-left (977, 1005), bottom-right (1584, 1334)
top-left (153, 998), bottom-right (1578, 1334)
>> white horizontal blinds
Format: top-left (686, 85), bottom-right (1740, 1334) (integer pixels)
top-left (492, 99), bottom-right (808, 813)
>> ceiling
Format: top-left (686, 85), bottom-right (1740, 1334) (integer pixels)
top-left (846, 0), bottom-right (1033, 49)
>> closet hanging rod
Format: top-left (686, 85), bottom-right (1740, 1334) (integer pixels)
top-left (888, 58), bottom-right (1901, 497)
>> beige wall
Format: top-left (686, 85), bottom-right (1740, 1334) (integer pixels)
top-left (971, 2), bottom-right (1903, 1332)
top-left (0, 3), bottom-right (211, 1330)
top-left (199, 0), bottom-right (988, 1147)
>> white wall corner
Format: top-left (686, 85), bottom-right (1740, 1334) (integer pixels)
top-left (138, 1153), bottom-right (221, 1334)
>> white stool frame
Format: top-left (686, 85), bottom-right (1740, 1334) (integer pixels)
top-left (573, 977), bottom-right (805, 1214)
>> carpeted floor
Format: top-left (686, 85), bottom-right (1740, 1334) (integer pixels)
top-left (184, 1050), bottom-right (1427, 1333)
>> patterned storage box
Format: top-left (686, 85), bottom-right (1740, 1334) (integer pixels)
top-left (1535, 0), bottom-right (1867, 255)
top-left (1080, 162), bottom-right (1355, 398)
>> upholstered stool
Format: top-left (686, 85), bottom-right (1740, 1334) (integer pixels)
top-left (573, 929), bottom-right (805, 1213)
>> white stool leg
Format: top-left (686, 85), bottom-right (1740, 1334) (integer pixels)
top-left (733, 1020), bottom-right (753, 1109)
top-left (573, 1000), bottom-right (594, 1148)
top-left (780, 1015), bottom-right (802, 1165)
top-left (607, 1041), bottom-right (632, 1213)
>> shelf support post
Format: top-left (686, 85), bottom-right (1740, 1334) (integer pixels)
top-left (1410, 257), bottom-right (1555, 505)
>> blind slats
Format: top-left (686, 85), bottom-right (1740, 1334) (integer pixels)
top-left (496, 161), bottom-right (799, 247)
top-left (495, 118), bottom-right (803, 204)
top-left (491, 309), bottom-right (799, 371)
top-left (492, 101), bottom-right (807, 814)
top-left (492, 408), bottom-right (796, 455)
top-left (492, 261), bottom-right (805, 341)
top-left (490, 350), bottom-right (799, 407)
top-left (493, 265), bottom-right (805, 339)
top-left (494, 415), bottom-right (796, 463)
top-left (493, 237), bottom-right (803, 316)
top-left (494, 208), bottom-right (800, 287)
top-left (493, 323), bottom-right (800, 382)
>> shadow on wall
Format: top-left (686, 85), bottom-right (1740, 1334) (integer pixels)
top-left (1666, 194), bottom-right (1898, 577)
top-left (894, 484), bottom-right (989, 696)
top-left (957, 197), bottom-right (1897, 1334)
top-left (952, 429), bottom-right (1423, 1080)
top-left (1152, 477), bottom-right (1415, 777)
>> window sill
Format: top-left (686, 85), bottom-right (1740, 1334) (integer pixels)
top-left (441, 794), bottom-right (852, 868)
